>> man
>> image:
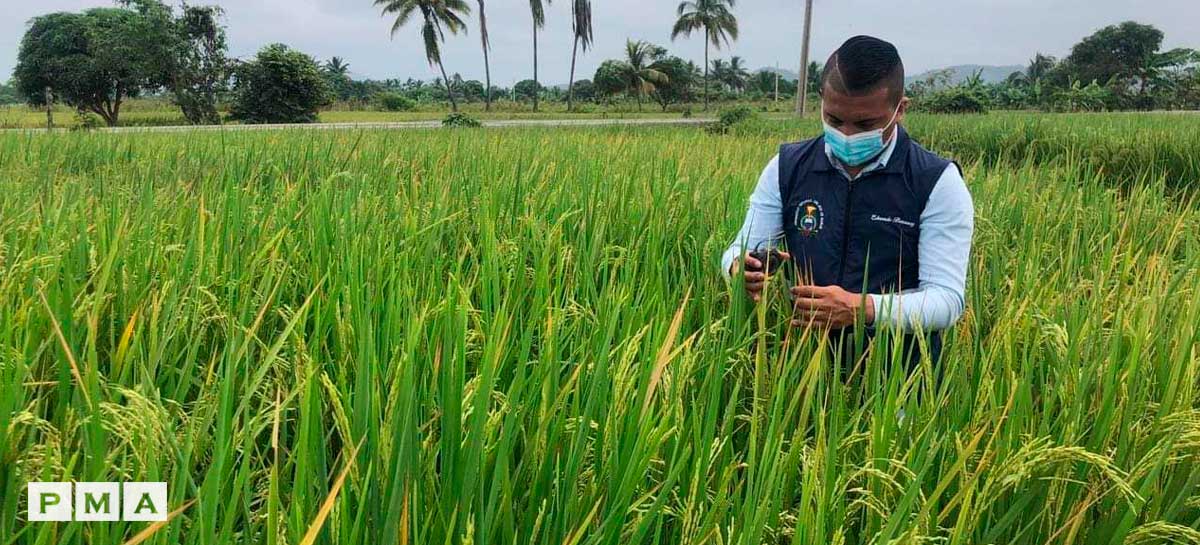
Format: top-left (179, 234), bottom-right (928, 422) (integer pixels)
top-left (722, 35), bottom-right (974, 369)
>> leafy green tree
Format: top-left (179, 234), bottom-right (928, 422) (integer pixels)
top-left (0, 81), bottom-right (19, 104)
top-left (567, 0), bottom-right (593, 111)
top-left (513, 79), bottom-right (542, 101)
top-left (460, 79), bottom-right (486, 102)
top-left (229, 43), bottom-right (331, 123)
top-left (171, 4), bottom-right (229, 124)
top-left (670, 0), bottom-right (738, 111)
top-left (1064, 21), bottom-right (1163, 100)
top-left (14, 7), bottom-right (173, 126)
top-left (650, 56), bottom-right (694, 110)
top-left (568, 78), bottom-right (595, 102)
top-left (375, 0), bottom-right (471, 112)
top-left (528, 0), bottom-right (552, 111)
top-left (593, 60), bottom-right (629, 99)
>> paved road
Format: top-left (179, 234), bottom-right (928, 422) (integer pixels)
top-left (10, 117), bottom-right (718, 134)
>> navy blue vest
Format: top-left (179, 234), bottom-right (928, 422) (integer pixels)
top-left (778, 126), bottom-right (958, 370)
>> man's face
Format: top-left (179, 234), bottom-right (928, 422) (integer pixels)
top-left (820, 84), bottom-right (909, 142)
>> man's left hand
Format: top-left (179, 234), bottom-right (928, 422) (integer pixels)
top-left (790, 285), bottom-right (876, 329)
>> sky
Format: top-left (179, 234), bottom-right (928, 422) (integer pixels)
top-left (1, 0), bottom-right (1197, 87)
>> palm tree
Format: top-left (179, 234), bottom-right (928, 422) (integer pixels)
top-left (529, 0), bottom-right (552, 112)
top-left (1027, 53), bottom-right (1057, 81)
top-left (727, 55), bottom-right (749, 93)
top-left (324, 57), bottom-right (350, 78)
top-left (623, 39), bottom-right (668, 111)
top-left (475, 0), bottom-right (492, 110)
top-left (710, 59), bottom-right (730, 91)
top-left (566, 0), bottom-right (593, 112)
top-left (806, 60), bottom-right (821, 98)
top-left (375, 0), bottom-right (471, 112)
top-left (671, 0), bottom-right (738, 111)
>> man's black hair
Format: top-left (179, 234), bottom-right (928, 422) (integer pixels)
top-left (820, 35), bottom-right (905, 104)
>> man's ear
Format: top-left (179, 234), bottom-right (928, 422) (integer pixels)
top-left (896, 97), bottom-right (910, 124)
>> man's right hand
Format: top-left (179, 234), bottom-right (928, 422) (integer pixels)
top-left (732, 250), bottom-right (791, 303)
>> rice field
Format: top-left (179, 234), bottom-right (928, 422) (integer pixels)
top-left (1, 113), bottom-right (1199, 544)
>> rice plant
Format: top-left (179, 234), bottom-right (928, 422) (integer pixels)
top-left (0, 114), bottom-right (1198, 544)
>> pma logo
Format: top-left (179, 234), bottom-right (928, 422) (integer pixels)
top-left (27, 482), bottom-right (168, 522)
top-left (794, 199), bottom-right (824, 236)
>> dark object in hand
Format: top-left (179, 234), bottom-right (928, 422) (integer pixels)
top-left (747, 248), bottom-right (786, 273)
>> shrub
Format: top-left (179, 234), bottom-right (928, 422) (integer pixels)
top-left (442, 112), bottom-right (481, 128)
top-left (229, 43), bottom-right (332, 124)
top-left (376, 92), bottom-right (415, 112)
top-left (1047, 81), bottom-right (1114, 112)
top-left (915, 87), bottom-right (989, 114)
top-left (718, 105), bottom-right (758, 125)
top-left (568, 102), bottom-right (596, 113)
top-left (70, 110), bottom-right (103, 131)
top-left (707, 105), bottom-right (759, 134)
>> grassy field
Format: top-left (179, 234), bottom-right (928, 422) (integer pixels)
top-left (1, 114), bottom-right (1199, 544)
top-left (0, 99), bottom-right (803, 129)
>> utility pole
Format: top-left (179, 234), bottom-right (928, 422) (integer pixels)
top-left (795, 0), bottom-right (814, 116)
top-left (774, 62), bottom-right (780, 103)
top-left (44, 87), bottom-right (53, 130)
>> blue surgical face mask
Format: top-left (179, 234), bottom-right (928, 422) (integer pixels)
top-left (822, 102), bottom-right (902, 167)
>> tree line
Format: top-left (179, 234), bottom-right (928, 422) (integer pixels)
top-left (7, 0), bottom-right (1197, 126)
top-left (909, 22), bottom-right (1200, 113)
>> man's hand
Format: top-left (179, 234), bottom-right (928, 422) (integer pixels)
top-left (732, 250), bottom-right (791, 303)
top-left (790, 285), bottom-right (876, 329)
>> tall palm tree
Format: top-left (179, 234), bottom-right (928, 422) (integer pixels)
top-left (727, 55), bottom-right (748, 93)
top-left (375, 0), bottom-right (471, 112)
top-left (324, 57), bottom-right (350, 77)
top-left (671, 0), bottom-right (738, 111)
top-left (475, 0), bottom-right (492, 110)
top-left (529, 0), bottom-right (552, 112)
top-left (623, 39), bottom-right (668, 111)
top-left (566, 0), bottom-right (593, 112)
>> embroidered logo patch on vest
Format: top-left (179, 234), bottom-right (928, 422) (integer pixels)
top-left (794, 199), bottom-right (824, 237)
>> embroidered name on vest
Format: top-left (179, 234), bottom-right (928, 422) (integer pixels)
top-left (869, 214), bottom-right (915, 228)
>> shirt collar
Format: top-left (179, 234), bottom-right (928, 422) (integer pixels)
top-left (823, 129), bottom-right (900, 181)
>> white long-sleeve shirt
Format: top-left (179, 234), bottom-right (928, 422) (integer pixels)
top-left (721, 134), bottom-right (975, 331)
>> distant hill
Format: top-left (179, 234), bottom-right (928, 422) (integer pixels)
top-left (906, 64), bottom-right (1024, 86)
